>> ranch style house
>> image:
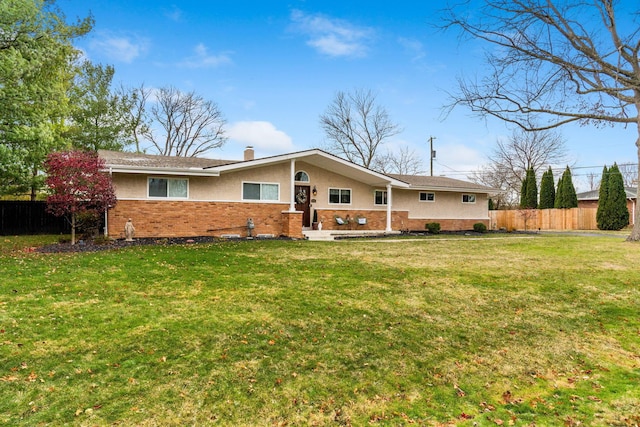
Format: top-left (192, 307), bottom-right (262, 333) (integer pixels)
top-left (99, 148), bottom-right (497, 239)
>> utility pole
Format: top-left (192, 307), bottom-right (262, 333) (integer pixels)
top-left (429, 136), bottom-right (436, 176)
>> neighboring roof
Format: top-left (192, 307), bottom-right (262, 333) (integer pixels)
top-left (389, 174), bottom-right (499, 194)
top-left (577, 187), bottom-right (637, 201)
top-left (98, 149), bottom-right (495, 193)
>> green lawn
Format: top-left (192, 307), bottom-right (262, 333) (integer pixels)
top-left (1, 235), bottom-right (639, 426)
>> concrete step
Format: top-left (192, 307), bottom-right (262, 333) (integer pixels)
top-left (302, 230), bottom-right (335, 241)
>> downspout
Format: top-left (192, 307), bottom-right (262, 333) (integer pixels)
top-left (104, 167), bottom-right (112, 236)
top-left (386, 183), bottom-right (392, 232)
top-left (289, 159), bottom-right (296, 212)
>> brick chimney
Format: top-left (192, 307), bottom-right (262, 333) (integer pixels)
top-left (244, 146), bottom-right (255, 161)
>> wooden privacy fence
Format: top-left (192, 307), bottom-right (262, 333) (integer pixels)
top-left (489, 208), bottom-right (599, 231)
top-left (0, 201), bottom-right (71, 235)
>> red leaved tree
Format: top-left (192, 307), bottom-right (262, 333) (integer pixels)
top-left (45, 150), bottom-right (117, 244)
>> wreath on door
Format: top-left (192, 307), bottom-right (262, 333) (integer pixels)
top-left (295, 189), bottom-right (308, 204)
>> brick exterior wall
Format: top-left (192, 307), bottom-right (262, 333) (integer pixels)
top-left (108, 200), bottom-right (296, 238)
top-left (281, 211), bottom-right (304, 239)
top-left (108, 202), bottom-right (489, 239)
top-left (316, 209), bottom-right (487, 232)
top-left (402, 218), bottom-right (489, 231)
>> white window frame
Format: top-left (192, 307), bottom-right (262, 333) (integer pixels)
top-left (329, 188), bottom-right (352, 205)
top-left (148, 177), bottom-right (189, 199)
top-left (462, 194), bottom-right (476, 204)
top-left (294, 171), bottom-right (310, 182)
top-left (242, 181), bottom-right (280, 201)
top-left (419, 192), bottom-right (435, 202)
top-left (374, 190), bottom-right (387, 205)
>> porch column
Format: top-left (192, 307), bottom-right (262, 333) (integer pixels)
top-left (289, 159), bottom-right (296, 212)
top-left (386, 183), bottom-right (392, 232)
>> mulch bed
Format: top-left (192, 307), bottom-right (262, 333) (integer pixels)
top-left (36, 236), bottom-right (235, 253)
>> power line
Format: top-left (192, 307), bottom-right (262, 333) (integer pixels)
top-left (432, 161), bottom-right (638, 178)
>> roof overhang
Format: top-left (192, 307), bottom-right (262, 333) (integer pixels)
top-left (210, 149), bottom-right (410, 188)
top-left (408, 184), bottom-right (501, 194)
top-left (107, 166), bottom-right (221, 177)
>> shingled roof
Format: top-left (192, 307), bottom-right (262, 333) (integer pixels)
top-left (577, 187), bottom-right (637, 200)
top-left (99, 150), bottom-right (238, 169)
top-left (388, 174), bottom-right (498, 193)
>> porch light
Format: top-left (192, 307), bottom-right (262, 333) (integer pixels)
top-left (312, 185), bottom-right (317, 196)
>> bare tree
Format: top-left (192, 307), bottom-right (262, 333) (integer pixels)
top-left (145, 86), bottom-right (227, 157)
top-left (470, 128), bottom-right (569, 206)
top-left (373, 146), bottom-right (426, 175)
top-left (586, 172), bottom-right (599, 191)
top-left (469, 164), bottom-right (515, 208)
top-left (118, 83), bottom-right (152, 153)
top-left (617, 162), bottom-right (638, 188)
top-left (442, 1), bottom-right (640, 240)
top-left (320, 89), bottom-right (401, 168)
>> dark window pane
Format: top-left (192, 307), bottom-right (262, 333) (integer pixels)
top-left (340, 190), bottom-right (351, 204)
top-left (149, 178), bottom-right (167, 197)
top-left (243, 183), bottom-right (261, 200)
top-left (329, 189), bottom-right (340, 203)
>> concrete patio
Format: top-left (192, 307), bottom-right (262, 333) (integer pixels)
top-left (302, 229), bottom-right (402, 241)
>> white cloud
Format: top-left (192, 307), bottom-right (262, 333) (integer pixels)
top-left (290, 10), bottom-right (374, 58)
top-left (227, 121), bottom-right (294, 153)
top-left (179, 43), bottom-right (232, 68)
top-left (432, 142), bottom-right (487, 177)
top-left (397, 37), bottom-right (425, 62)
top-left (164, 5), bottom-right (183, 22)
top-left (90, 33), bottom-right (148, 63)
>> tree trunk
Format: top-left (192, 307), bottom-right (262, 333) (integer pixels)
top-left (627, 134), bottom-right (640, 241)
top-left (71, 213), bottom-right (76, 245)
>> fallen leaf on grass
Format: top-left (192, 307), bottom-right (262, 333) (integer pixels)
top-left (454, 384), bottom-right (466, 397)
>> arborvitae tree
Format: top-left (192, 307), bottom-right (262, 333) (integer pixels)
top-left (520, 173), bottom-right (528, 208)
top-left (599, 163), bottom-right (629, 230)
top-left (520, 167), bottom-right (537, 208)
top-left (596, 165), bottom-right (609, 229)
top-left (539, 167), bottom-right (556, 209)
top-left (563, 167), bottom-right (578, 208)
top-left (555, 166), bottom-right (577, 208)
top-left (554, 175), bottom-right (564, 208)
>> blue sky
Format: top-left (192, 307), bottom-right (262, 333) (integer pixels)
top-left (58, 0), bottom-right (637, 191)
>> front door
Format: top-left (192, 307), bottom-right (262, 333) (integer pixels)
top-left (294, 185), bottom-right (311, 227)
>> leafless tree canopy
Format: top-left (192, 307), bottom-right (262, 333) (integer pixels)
top-left (442, 0), bottom-right (640, 239)
top-left (470, 128), bottom-right (568, 207)
top-left (119, 83), bottom-right (152, 153)
top-left (616, 162), bottom-right (638, 188)
top-left (373, 146), bottom-right (426, 175)
top-left (320, 89), bottom-right (401, 169)
top-left (145, 86), bottom-right (227, 157)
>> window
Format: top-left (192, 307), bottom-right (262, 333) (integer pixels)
top-left (148, 178), bottom-right (188, 198)
top-left (462, 194), bottom-right (476, 203)
top-left (243, 182), bottom-right (279, 201)
top-left (419, 192), bottom-right (435, 202)
top-left (294, 171), bottom-right (309, 182)
top-left (329, 188), bottom-right (351, 204)
top-left (374, 190), bottom-right (387, 205)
